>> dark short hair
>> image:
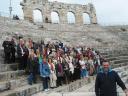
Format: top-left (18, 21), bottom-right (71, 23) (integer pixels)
top-left (101, 59), bottom-right (109, 65)
top-left (102, 59), bottom-right (110, 65)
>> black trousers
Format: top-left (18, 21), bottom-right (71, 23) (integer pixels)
top-left (63, 70), bottom-right (70, 84)
top-left (18, 56), bottom-right (24, 70)
top-left (10, 51), bottom-right (15, 63)
top-left (4, 52), bottom-right (10, 63)
top-left (57, 76), bottom-right (63, 86)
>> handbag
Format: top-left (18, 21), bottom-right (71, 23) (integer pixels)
top-left (53, 73), bottom-right (57, 80)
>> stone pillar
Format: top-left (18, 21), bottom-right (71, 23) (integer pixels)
top-left (89, 4), bottom-right (97, 24)
top-left (44, 9), bottom-right (51, 23)
top-left (23, 7), bottom-right (33, 22)
top-left (76, 12), bottom-right (83, 25)
top-left (90, 12), bottom-right (97, 24)
top-left (60, 10), bottom-right (67, 24)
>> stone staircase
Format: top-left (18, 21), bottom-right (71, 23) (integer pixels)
top-left (0, 16), bottom-right (128, 49)
top-left (32, 65), bottom-right (128, 96)
top-left (0, 49), bottom-right (128, 96)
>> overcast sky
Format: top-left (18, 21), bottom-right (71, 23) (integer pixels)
top-left (0, 0), bottom-right (128, 25)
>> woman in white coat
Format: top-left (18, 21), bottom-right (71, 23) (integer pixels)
top-left (48, 58), bottom-right (57, 88)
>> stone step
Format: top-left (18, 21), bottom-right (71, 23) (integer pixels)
top-left (0, 63), bottom-right (18, 72)
top-left (33, 92), bottom-right (96, 96)
top-left (111, 63), bottom-right (128, 68)
top-left (113, 59), bottom-right (128, 64)
top-left (32, 92), bottom-right (125, 96)
top-left (0, 76), bottom-right (28, 92)
top-left (103, 53), bottom-right (128, 58)
top-left (106, 55), bottom-right (128, 61)
top-left (0, 83), bottom-right (43, 96)
top-left (0, 70), bottom-right (25, 81)
top-left (0, 75), bottom-right (95, 96)
top-left (113, 65), bottom-right (128, 72)
top-left (0, 57), bottom-right (4, 64)
top-left (0, 65), bottom-right (127, 96)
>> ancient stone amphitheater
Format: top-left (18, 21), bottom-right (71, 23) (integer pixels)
top-left (0, 16), bottom-right (128, 96)
top-left (0, 0), bottom-right (128, 96)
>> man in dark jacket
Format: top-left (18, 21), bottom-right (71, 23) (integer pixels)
top-left (2, 37), bottom-right (11, 63)
top-left (95, 60), bottom-right (128, 96)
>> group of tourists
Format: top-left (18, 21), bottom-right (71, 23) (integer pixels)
top-left (2, 36), bottom-right (105, 91)
top-left (2, 35), bottom-right (128, 96)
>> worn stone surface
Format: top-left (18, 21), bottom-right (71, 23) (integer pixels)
top-left (20, 0), bottom-right (97, 24)
top-left (0, 64), bottom-right (18, 72)
top-left (32, 66), bottom-right (128, 96)
top-left (0, 70), bottom-right (25, 81)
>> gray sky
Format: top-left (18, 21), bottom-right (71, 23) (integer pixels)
top-left (0, 0), bottom-right (128, 25)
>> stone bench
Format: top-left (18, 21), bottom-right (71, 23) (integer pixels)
top-left (106, 55), bottom-right (128, 61)
top-left (0, 70), bottom-right (25, 81)
top-left (0, 63), bottom-right (18, 72)
top-left (111, 63), bottom-right (128, 68)
top-left (0, 83), bottom-right (43, 96)
top-left (0, 76), bottom-right (27, 92)
top-left (51, 76), bottom-right (95, 93)
top-left (0, 65), bottom-right (127, 96)
top-left (0, 76), bottom-right (95, 96)
top-left (112, 59), bottom-right (128, 64)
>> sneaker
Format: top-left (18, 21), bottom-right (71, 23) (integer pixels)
top-left (47, 88), bottom-right (50, 91)
top-left (44, 89), bottom-right (48, 92)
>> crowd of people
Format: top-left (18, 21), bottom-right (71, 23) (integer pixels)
top-left (2, 36), bottom-right (104, 91)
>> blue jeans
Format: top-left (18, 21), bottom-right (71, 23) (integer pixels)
top-left (81, 69), bottom-right (87, 78)
top-left (42, 77), bottom-right (49, 90)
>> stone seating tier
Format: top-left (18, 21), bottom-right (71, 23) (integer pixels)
top-left (0, 16), bottom-right (128, 96)
top-left (0, 70), bottom-right (25, 81)
top-left (0, 63), bottom-right (18, 72)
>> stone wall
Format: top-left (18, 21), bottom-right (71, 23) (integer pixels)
top-left (20, 0), bottom-right (97, 24)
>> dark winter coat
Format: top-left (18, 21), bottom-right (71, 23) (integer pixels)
top-left (95, 70), bottom-right (127, 96)
top-left (2, 41), bottom-right (11, 53)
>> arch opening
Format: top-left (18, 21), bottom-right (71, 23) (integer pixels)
top-left (51, 11), bottom-right (60, 24)
top-left (67, 12), bottom-right (76, 24)
top-left (33, 9), bottom-right (43, 24)
top-left (83, 13), bottom-right (91, 24)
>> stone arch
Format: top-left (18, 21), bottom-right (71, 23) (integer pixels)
top-left (51, 11), bottom-right (60, 24)
top-left (83, 12), bottom-right (91, 24)
top-left (33, 8), bottom-right (43, 24)
top-left (67, 11), bottom-right (76, 24)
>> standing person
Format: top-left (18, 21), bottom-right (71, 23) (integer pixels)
top-left (10, 37), bottom-right (16, 63)
top-left (2, 36), bottom-right (11, 63)
top-left (95, 60), bottom-right (128, 96)
top-left (79, 55), bottom-right (88, 79)
top-left (27, 49), bottom-right (38, 84)
top-left (17, 39), bottom-right (25, 70)
top-left (17, 39), bottom-right (29, 70)
top-left (65, 53), bottom-right (74, 82)
top-left (48, 58), bottom-right (57, 88)
top-left (62, 54), bottom-right (70, 84)
top-left (40, 58), bottom-right (50, 91)
top-left (56, 60), bottom-right (64, 87)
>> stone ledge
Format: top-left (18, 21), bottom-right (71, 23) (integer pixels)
top-left (51, 76), bottom-right (95, 93)
top-left (0, 64), bottom-right (18, 72)
top-left (0, 83), bottom-right (43, 96)
top-left (0, 70), bottom-right (25, 81)
top-left (0, 77), bottom-right (27, 92)
top-left (106, 55), bottom-right (128, 61)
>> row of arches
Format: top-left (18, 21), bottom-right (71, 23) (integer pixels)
top-left (33, 9), bottom-right (91, 24)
